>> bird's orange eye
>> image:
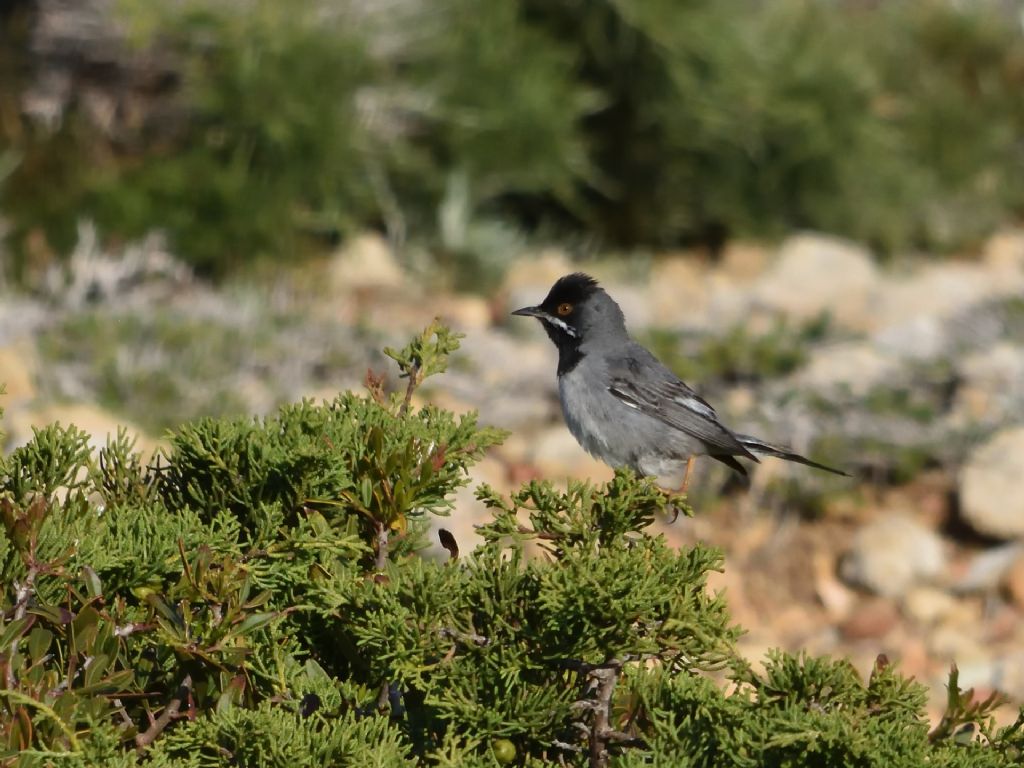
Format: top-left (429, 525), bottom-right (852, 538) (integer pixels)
top-left (556, 302), bottom-right (573, 316)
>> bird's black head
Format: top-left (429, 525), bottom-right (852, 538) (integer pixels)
top-left (511, 273), bottom-right (626, 374)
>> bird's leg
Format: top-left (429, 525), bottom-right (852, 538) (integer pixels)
top-left (680, 455), bottom-right (696, 495)
top-left (666, 456), bottom-right (697, 524)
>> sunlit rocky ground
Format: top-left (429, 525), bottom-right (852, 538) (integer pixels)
top-left (3, 226), bottom-right (1024, 724)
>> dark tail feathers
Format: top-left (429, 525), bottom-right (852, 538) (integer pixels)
top-left (736, 434), bottom-right (849, 477)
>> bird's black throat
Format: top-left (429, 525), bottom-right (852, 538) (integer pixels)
top-left (541, 322), bottom-right (585, 375)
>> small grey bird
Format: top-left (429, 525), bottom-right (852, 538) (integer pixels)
top-left (512, 273), bottom-right (847, 490)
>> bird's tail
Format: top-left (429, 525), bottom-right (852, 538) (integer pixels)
top-left (736, 434), bottom-right (849, 477)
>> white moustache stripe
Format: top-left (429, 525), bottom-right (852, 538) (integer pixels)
top-left (543, 316), bottom-right (578, 337)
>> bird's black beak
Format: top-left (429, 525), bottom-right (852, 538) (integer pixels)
top-left (511, 305), bottom-right (545, 318)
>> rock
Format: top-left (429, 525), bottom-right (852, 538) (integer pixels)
top-left (752, 233), bottom-right (880, 331)
top-left (951, 542), bottom-right (1024, 593)
top-left (647, 256), bottom-right (711, 328)
top-left (813, 551), bottom-right (857, 621)
top-left (950, 343), bottom-right (1024, 427)
top-left (1003, 554), bottom-right (1024, 610)
top-left (795, 341), bottom-right (899, 397)
top-left (437, 294), bottom-right (493, 332)
top-left (445, 331), bottom-right (556, 430)
top-left (928, 626), bottom-right (986, 665)
top-left (719, 241), bottom-right (770, 282)
top-left (598, 281), bottom-right (653, 329)
top-left (501, 249), bottom-right (574, 314)
top-left (983, 228), bottom-right (1024, 274)
top-left (0, 341), bottom-right (38, 409)
top-left (840, 515), bottom-right (947, 598)
top-left (429, 454), bottom-right (509, 560)
top-left (872, 262), bottom-right (1023, 333)
top-left (328, 232), bottom-right (405, 293)
top-left (960, 427), bottom-right (1024, 539)
top-left (839, 597), bottom-right (899, 640)
top-left (0, 295), bottom-right (49, 344)
top-left (955, 655), bottom-right (1024, 703)
top-left (530, 426), bottom-right (615, 482)
top-left (902, 586), bottom-right (958, 625)
top-left (5, 402), bottom-right (160, 459)
top-left (872, 315), bottom-right (948, 361)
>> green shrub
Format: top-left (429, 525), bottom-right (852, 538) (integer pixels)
top-left (1, 323), bottom-right (1022, 765)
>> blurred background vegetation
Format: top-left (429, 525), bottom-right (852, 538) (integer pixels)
top-left (1, 0), bottom-right (1023, 284)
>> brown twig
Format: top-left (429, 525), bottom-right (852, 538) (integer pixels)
top-left (135, 674), bottom-right (192, 752)
top-left (516, 525), bottom-right (562, 541)
top-left (586, 661), bottom-right (622, 768)
top-left (7, 566), bottom-right (38, 688)
top-left (374, 521), bottom-right (389, 572)
top-left (112, 698), bottom-right (135, 729)
top-left (439, 627), bottom-right (489, 647)
top-left (376, 680), bottom-right (391, 712)
top-left (12, 566), bottom-right (37, 621)
top-left (398, 361), bottom-right (421, 417)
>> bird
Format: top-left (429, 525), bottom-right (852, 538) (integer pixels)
top-left (511, 272), bottom-right (848, 492)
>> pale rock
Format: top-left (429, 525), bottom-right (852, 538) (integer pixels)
top-left (795, 341), bottom-right (898, 397)
top-left (0, 295), bottom-right (49, 343)
top-left (723, 385), bottom-right (757, 420)
top-left (491, 431), bottom-right (533, 468)
top-left (872, 315), bottom-right (948, 361)
top-left (6, 402), bottom-right (160, 459)
top-left (752, 233), bottom-right (880, 331)
top-left (719, 241), bottom-right (770, 282)
top-left (430, 331), bottom-right (556, 432)
top-left (328, 232), bottom-right (405, 292)
top-left (0, 341), bottom-right (38, 408)
top-left (600, 282), bottom-right (653, 329)
top-left (233, 372), bottom-right (277, 416)
top-left (902, 586), bottom-right (958, 625)
top-left (438, 294), bottom-right (492, 331)
top-left (813, 551), bottom-right (857, 621)
top-left (838, 597), bottom-right (899, 640)
top-left (530, 426), bottom-right (615, 482)
top-left (501, 249), bottom-right (574, 313)
top-left (952, 542), bottom-right (1024, 592)
top-left (928, 627), bottom-right (987, 664)
top-left (950, 343), bottom-right (1024, 426)
top-left (960, 427), bottom-right (1024, 539)
top-left (872, 262), bottom-right (1020, 332)
top-left (702, 274), bottom-right (755, 330)
top-left (956, 655), bottom-right (1024, 703)
top-left (422, 389), bottom-right (476, 418)
top-left (840, 515), bottom-right (947, 598)
top-left (983, 228), bottom-right (1024, 274)
top-left (648, 257), bottom-right (710, 328)
top-left (429, 454), bottom-right (509, 559)
top-left (1003, 554), bottom-right (1024, 611)
top-left (455, 331), bottom-right (552, 391)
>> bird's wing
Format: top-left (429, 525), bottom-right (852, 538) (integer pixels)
top-left (606, 351), bottom-right (753, 458)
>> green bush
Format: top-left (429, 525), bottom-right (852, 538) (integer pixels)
top-left (1, 323), bottom-right (1023, 765)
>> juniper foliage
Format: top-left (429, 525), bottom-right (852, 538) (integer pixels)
top-left (1, 325), bottom-right (1023, 766)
